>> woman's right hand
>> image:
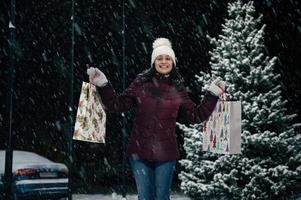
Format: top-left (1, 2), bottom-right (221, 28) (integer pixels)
top-left (87, 67), bottom-right (108, 87)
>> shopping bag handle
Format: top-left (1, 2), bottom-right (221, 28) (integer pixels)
top-left (219, 92), bottom-right (231, 101)
top-left (219, 93), bottom-right (239, 101)
top-left (86, 83), bottom-right (93, 100)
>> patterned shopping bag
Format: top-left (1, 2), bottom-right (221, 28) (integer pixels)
top-left (73, 82), bottom-right (106, 143)
top-left (202, 98), bottom-right (241, 154)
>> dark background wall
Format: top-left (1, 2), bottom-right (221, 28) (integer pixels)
top-left (1, 0), bottom-right (300, 193)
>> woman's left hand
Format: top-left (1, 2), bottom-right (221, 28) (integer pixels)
top-left (207, 78), bottom-right (226, 97)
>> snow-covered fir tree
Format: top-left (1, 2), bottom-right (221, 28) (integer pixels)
top-left (178, 0), bottom-right (301, 199)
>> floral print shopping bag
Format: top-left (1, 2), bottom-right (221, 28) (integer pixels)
top-left (73, 82), bottom-right (106, 143)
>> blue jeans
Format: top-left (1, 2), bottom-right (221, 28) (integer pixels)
top-left (129, 156), bottom-right (176, 200)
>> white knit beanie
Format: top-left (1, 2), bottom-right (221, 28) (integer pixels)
top-left (151, 38), bottom-right (176, 66)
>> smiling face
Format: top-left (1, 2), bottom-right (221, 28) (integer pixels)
top-left (154, 54), bottom-right (173, 75)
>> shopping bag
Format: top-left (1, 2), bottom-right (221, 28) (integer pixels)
top-left (73, 82), bottom-right (106, 143)
top-left (202, 99), bottom-right (241, 154)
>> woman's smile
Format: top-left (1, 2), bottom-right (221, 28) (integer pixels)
top-left (154, 55), bottom-right (173, 74)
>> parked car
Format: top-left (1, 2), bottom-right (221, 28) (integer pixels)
top-left (0, 150), bottom-right (68, 200)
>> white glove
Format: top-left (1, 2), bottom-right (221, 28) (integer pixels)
top-left (87, 67), bottom-right (108, 87)
top-left (207, 77), bottom-right (226, 97)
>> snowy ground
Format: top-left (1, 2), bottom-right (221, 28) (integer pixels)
top-left (72, 193), bottom-right (301, 200)
top-left (73, 193), bottom-right (191, 200)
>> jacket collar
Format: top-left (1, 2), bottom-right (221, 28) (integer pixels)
top-left (154, 72), bottom-right (171, 81)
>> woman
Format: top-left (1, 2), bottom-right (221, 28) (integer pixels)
top-left (87, 38), bottom-right (225, 200)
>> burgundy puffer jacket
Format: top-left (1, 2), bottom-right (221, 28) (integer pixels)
top-left (97, 74), bottom-right (218, 161)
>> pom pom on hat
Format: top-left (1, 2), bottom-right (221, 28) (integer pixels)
top-left (151, 38), bottom-right (176, 66)
top-left (152, 38), bottom-right (172, 49)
